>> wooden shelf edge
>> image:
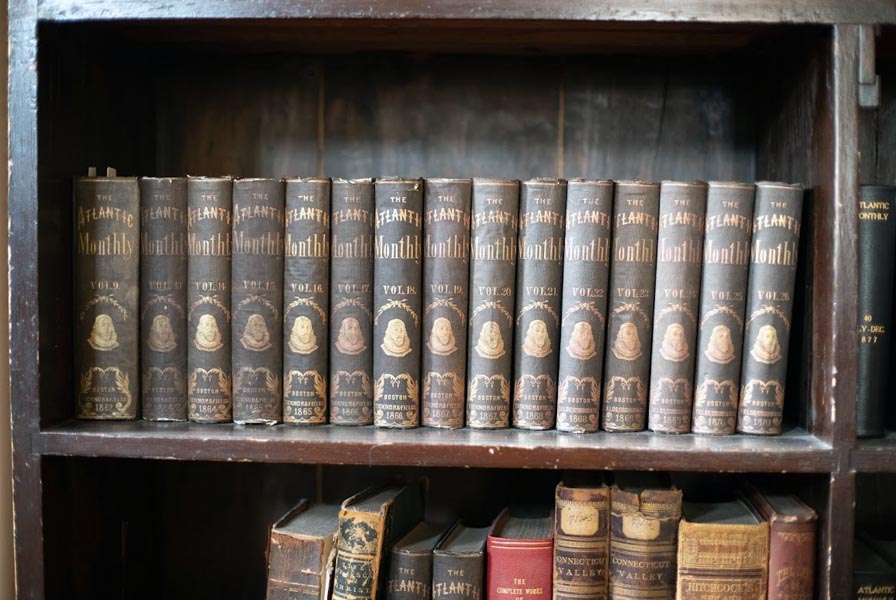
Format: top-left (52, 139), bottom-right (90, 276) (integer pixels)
top-left (852, 435), bottom-right (896, 472)
top-left (35, 0), bottom-right (896, 25)
top-left (35, 421), bottom-right (834, 472)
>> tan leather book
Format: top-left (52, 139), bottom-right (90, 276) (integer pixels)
top-left (676, 498), bottom-right (769, 600)
top-left (266, 500), bottom-right (339, 600)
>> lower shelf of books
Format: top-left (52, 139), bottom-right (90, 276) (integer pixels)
top-left (37, 419), bottom-right (833, 472)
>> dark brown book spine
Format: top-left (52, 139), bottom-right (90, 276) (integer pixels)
top-left (266, 501), bottom-right (338, 600)
top-left (433, 526), bottom-right (486, 600)
top-left (737, 182), bottom-right (803, 435)
top-left (75, 173), bottom-right (140, 419)
top-left (691, 183), bottom-right (755, 435)
top-left (466, 179), bottom-right (519, 430)
top-left (330, 179), bottom-right (375, 425)
top-left (422, 178), bottom-right (472, 429)
top-left (232, 178), bottom-right (285, 425)
top-left (388, 550), bottom-right (432, 600)
top-left (556, 180), bottom-right (613, 433)
top-left (609, 487), bottom-right (681, 600)
top-left (283, 178), bottom-right (331, 426)
top-left (554, 484), bottom-right (610, 600)
top-left (647, 181), bottom-right (707, 434)
top-left (601, 182), bottom-right (660, 432)
top-left (373, 178), bottom-right (423, 428)
top-left (513, 178), bottom-right (567, 430)
top-left (187, 177), bottom-right (233, 423)
top-left (140, 177), bottom-right (188, 421)
top-left (857, 185), bottom-right (896, 437)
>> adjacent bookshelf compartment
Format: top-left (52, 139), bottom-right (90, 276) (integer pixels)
top-left (37, 21), bottom-right (837, 456)
top-left (856, 24), bottom-right (896, 471)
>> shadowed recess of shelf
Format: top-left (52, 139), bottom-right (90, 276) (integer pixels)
top-left (37, 420), bottom-right (833, 472)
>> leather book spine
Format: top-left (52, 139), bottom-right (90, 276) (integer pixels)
top-left (466, 179), bottom-right (519, 430)
top-left (387, 548), bottom-right (433, 600)
top-left (691, 182), bottom-right (756, 435)
top-left (601, 182), bottom-right (660, 432)
top-left (266, 502), bottom-right (337, 600)
top-left (556, 180), bottom-right (613, 433)
top-left (553, 484), bottom-right (610, 600)
top-left (283, 178), bottom-right (331, 426)
top-left (140, 177), bottom-right (188, 421)
top-left (647, 181), bottom-right (708, 434)
top-left (857, 185), bottom-right (896, 437)
top-left (736, 182), bottom-right (804, 435)
top-left (422, 178), bottom-right (472, 429)
top-left (75, 174), bottom-right (140, 419)
top-left (675, 520), bottom-right (768, 600)
top-left (676, 519), bottom-right (769, 600)
top-left (433, 550), bottom-right (484, 600)
top-left (487, 515), bottom-right (553, 600)
top-left (333, 507), bottom-right (389, 600)
top-left (232, 178), bottom-right (285, 425)
top-left (187, 176), bottom-right (233, 423)
top-left (513, 178), bottom-right (567, 430)
top-left (330, 178), bottom-right (375, 425)
top-left (608, 487), bottom-right (681, 600)
top-left (373, 178), bottom-right (424, 428)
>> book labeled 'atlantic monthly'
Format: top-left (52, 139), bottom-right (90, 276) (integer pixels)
top-left (75, 169), bottom-right (140, 419)
top-left (691, 182), bottom-right (756, 435)
top-left (737, 182), bottom-right (803, 435)
top-left (330, 178), bottom-right (375, 425)
top-left (857, 185), bottom-right (896, 437)
top-left (187, 176), bottom-right (233, 423)
top-left (373, 178), bottom-right (424, 428)
top-left (433, 522), bottom-right (489, 600)
top-left (648, 181), bottom-right (707, 434)
top-left (283, 178), bottom-right (331, 425)
top-left (422, 178), bottom-right (472, 429)
top-left (388, 523), bottom-right (445, 600)
top-left (556, 180), bottom-right (613, 433)
top-left (232, 178), bottom-right (285, 425)
top-left (513, 178), bottom-right (567, 430)
top-left (140, 177), bottom-right (188, 421)
top-left (602, 182), bottom-right (660, 432)
top-left (466, 179), bottom-right (520, 429)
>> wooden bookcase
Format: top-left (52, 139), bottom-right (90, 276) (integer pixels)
top-left (10, 2), bottom-right (896, 598)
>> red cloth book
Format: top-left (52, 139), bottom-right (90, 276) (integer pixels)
top-left (486, 509), bottom-right (553, 600)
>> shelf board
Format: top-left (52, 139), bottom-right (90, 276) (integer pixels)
top-left (36, 420), bottom-right (833, 472)
top-left (35, 0), bottom-right (896, 24)
top-left (853, 433), bottom-right (896, 472)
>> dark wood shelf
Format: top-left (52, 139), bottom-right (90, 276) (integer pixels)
top-left (853, 434), bottom-right (896, 472)
top-left (35, 0), bottom-right (896, 25)
top-left (36, 420), bottom-right (834, 472)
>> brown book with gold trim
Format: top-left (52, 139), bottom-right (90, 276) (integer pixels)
top-left (140, 177), bottom-right (188, 421)
top-left (647, 181), bottom-right (707, 434)
top-left (283, 177), bottom-right (331, 425)
top-left (232, 178), bottom-right (285, 425)
top-left (187, 176), bottom-right (233, 423)
top-left (373, 178), bottom-right (424, 428)
top-left (466, 179), bottom-right (519, 429)
top-left (513, 178), bottom-right (567, 430)
top-left (676, 499), bottom-right (769, 600)
top-left (330, 178), bottom-right (375, 425)
top-left (75, 168), bottom-right (140, 420)
top-left (736, 182), bottom-right (803, 435)
top-left (421, 178), bottom-right (472, 429)
top-left (554, 482), bottom-right (610, 600)
top-left (601, 182), bottom-right (660, 432)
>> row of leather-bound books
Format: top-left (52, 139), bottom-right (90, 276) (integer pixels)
top-left (75, 168), bottom-right (804, 434)
top-left (265, 475), bottom-right (818, 600)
